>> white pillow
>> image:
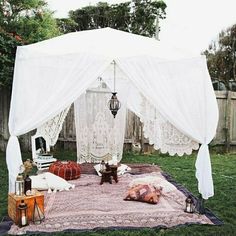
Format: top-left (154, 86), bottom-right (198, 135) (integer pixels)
top-left (94, 163), bottom-right (131, 176)
top-left (129, 176), bottom-right (176, 194)
top-left (44, 172), bottom-right (75, 193)
top-left (30, 173), bottom-right (75, 193)
top-left (94, 164), bottom-right (102, 176)
top-left (117, 164), bottom-right (131, 175)
top-left (31, 175), bottom-right (48, 190)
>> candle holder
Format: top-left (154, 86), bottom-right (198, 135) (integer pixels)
top-left (17, 200), bottom-right (28, 227)
top-left (184, 195), bottom-right (194, 213)
top-left (15, 174), bottom-right (24, 196)
top-left (32, 199), bottom-right (45, 224)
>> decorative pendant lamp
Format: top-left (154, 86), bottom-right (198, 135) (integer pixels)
top-left (108, 60), bottom-right (121, 118)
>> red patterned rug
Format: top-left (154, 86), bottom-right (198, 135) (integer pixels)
top-left (8, 169), bottom-right (222, 235)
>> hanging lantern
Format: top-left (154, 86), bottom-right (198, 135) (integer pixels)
top-left (17, 200), bottom-right (28, 227)
top-left (184, 195), bottom-right (194, 213)
top-left (108, 60), bottom-right (121, 118)
top-left (32, 199), bottom-right (45, 224)
top-left (108, 92), bottom-right (121, 118)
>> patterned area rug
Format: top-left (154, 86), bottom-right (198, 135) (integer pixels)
top-left (9, 170), bottom-right (222, 235)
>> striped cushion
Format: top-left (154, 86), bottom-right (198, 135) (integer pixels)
top-left (49, 161), bottom-right (81, 180)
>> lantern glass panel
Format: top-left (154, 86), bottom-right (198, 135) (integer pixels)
top-left (33, 199), bottom-right (45, 224)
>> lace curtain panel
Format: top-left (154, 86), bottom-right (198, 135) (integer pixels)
top-left (36, 107), bottom-right (70, 146)
top-left (74, 84), bottom-right (127, 163)
top-left (140, 96), bottom-right (199, 156)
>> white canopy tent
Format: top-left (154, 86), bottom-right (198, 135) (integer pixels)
top-left (6, 28), bottom-right (218, 199)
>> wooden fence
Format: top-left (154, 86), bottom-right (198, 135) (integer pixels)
top-left (0, 87), bottom-right (235, 152)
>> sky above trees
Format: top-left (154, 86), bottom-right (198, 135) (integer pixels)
top-left (47, 0), bottom-right (236, 56)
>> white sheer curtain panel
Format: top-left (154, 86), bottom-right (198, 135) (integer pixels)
top-left (117, 56), bottom-right (218, 199)
top-left (7, 52), bottom-right (111, 192)
top-left (36, 106), bottom-right (70, 146)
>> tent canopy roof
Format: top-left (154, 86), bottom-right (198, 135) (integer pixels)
top-left (18, 27), bottom-right (195, 60)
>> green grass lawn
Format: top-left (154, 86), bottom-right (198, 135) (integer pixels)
top-left (1, 150), bottom-right (236, 236)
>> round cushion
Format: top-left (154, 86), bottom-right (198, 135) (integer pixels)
top-left (49, 161), bottom-right (81, 180)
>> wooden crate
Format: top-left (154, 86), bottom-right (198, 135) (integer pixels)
top-left (8, 189), bottom-right (44, 224)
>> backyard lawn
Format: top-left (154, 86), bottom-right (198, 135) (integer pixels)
top-left (0, 150), bottom-right (236, 236)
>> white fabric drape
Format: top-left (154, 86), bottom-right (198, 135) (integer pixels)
top-left (117, 56), bottom-right (218, 199)
top-left (140, 96), bottom-right (199, 156)
top-left (36, 106), bottom-right (70, 146)
top-left (74, 82), bottom-right (127, 163)
top-left (7, 52), bottom-right (111, 192)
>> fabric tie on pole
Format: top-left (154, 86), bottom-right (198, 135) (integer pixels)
top-left (195, 144), bottom-right (214, 200)
top-left (6, 135), bottom-right (23, 193)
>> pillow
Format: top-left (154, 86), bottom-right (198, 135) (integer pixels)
top-left (117, 164), bottom-right (131, 175)
top-left (49, 161), bottom-right (81, 180)
top-left (129, 176), bottom-right (176, 194)
top-left (94, 163), bottom-right (131, 176)
top-left (31, 175), bottom-right (49, 190)
top-left (124, 184), bottom-right (162, 204)
top-left (94, 164), bottom-right (102, 176)
top-left (30, 173), bottom-right (75, 193)
top-left (44, 172), bottom-right (75, 192)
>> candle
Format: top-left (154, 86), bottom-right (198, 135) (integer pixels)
top-left (186, 205), bottom-right (191, 212)
top-left (21, 215), bottom-right (27, 226)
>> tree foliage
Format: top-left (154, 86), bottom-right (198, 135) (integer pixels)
top-left (204, 24), bottom-right (236, 89)
top-left (58, 0), bottom-right (166, 37)
top-left (0, 30), bottom-right (21, 87)
top-left (0, 0), bottom-right (60, 87)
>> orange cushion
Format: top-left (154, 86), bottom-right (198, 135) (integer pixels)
top-left (49, 161), bottom-right (81, 180)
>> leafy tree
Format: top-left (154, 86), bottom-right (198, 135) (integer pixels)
top-left (130, 0), bottom-right (166, 36)
top-left (204, 24), bottom-right (236, 89)
top-left (0, 0), bottom-right (60, 87)
top-left (56, 18), bottom-right (78, 34)
top-left (0, 30), bottom-right (22, 87)
top-left (65, 0), bottom-right (166, 37)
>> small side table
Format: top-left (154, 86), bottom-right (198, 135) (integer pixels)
top-left (100, 170), bottom-right (112, 185)
top-left (110, 165), bottom-right (118, 183)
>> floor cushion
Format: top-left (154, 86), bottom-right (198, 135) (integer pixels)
top-left (124, 184), bottom-right (162, 204)
top-left (49, 161), bottom-right (81, 180)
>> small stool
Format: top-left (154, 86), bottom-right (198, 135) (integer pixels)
top-left (110, 165), bottom-right (118, 183)
top-left (100, 170), bottom-right (112, 185)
